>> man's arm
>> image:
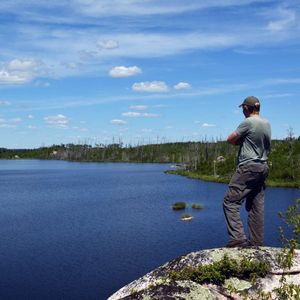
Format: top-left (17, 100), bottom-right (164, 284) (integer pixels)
top-left (227, 131), bottom-right (241, 145)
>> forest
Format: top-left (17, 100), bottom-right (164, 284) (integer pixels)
top-left (1, 138), bottom-right (300, 187)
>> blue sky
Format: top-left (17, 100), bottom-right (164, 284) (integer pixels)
top-left (1, 0), bottom-right (300, 148)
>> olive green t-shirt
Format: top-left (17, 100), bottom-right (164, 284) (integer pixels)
top-left (236, 115), bottom-right (271, 165)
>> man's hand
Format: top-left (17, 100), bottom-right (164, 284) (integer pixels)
top-left (227, 131), bottom-right (241, 145)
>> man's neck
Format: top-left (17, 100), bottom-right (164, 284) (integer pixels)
top-left (248, 112), bottom-right (260, 118)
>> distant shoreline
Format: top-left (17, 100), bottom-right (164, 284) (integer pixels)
top-left (165, 169), bottom-right (300, 189)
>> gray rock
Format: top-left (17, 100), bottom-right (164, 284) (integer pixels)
top-left (108, 247), bottom-right (300, 300)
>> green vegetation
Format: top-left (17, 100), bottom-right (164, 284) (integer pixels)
top-left (168, 199), bottom-right (300, 299)
top-left (169, 254), bottom-right (270, 285)
top-left (191, 203), bottom-right (203, 209)
top-left (1, 137), bottom-right (300, 187)
top-left (275, 199), bottom-right (300, 300)
top-left (172, 202), bottom-right (187, 210)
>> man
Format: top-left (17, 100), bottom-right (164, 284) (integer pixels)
top-left (223, 96), bottom-right (271, 248)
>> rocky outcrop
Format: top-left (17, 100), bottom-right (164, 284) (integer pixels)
top-left (108, 247), bottom-right (300, 300)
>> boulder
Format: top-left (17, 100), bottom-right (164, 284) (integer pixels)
top-left (108, 247), bottom-right (300, 300)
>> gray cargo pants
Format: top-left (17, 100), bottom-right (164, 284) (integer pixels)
top-left (223, 161), bottom-right (269, 246)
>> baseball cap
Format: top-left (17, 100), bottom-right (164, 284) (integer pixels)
top-left (239, 96), bottom-right (260, 107)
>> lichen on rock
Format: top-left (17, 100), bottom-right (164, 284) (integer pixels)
top-left (108, 247), bottom-right (300, 300)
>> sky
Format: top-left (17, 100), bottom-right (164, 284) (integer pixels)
top-left (1, 0), bottom-right (300, 148)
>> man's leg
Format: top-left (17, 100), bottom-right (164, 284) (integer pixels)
top-left (246, 187), bottom-right (265, 246)
top-left (223, 167), bottom-right (249, 244)
top-left (246, 164), bottom-right (268, 246)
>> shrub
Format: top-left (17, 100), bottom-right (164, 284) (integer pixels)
top-left (169, 254), bottom-right (270, 285)
top-left (172, 202), bottom-right (187, 210)
top-left (192, 203), bottom-right (203, 209)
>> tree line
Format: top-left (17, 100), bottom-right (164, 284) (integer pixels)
top-left (1, 138), bottom-right (299, 187)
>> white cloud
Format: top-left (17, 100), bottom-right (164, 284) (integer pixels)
top-left (174, 82), bottom-right (192, 90)
top-left (44, 114), bottom-right (69, 128)
top-left (0, 2), bottom-right (299, 78)
top-left (28, 114), bottom-right (34, 119)
top-left (132, 81), bottom-right (169, 92)
top-left (97, 39), bottom-right (119, 49)
top-left (0, 58), bottom-right (44, 85)
top-left (0, 70), bottom-right (31, 85)
top-left (202, 123), bottom-right (216, 127)
top-left (142, 113), bottom-right (160, 118)
top-left (110, 119), bottom-right (127, 125)
top-left (109, 66), bottom-right (142, 78)
top-left (7, 59), bottom-right (38, 71)
top-left (122, 111), bottom-right (160, 118)
top-left (122, 112), bottom-right (141, 117)
top-left (71, 0), bottom-right (261, 17)
top-left (0, 117), bottom-right (22, 128)
top-left (267, 8), bottom-right (296, 32)
top-left (129, 105), bottom-right (148, 110)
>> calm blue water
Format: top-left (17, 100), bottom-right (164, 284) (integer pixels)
top-left (0, 160), bottom-right (299, 300)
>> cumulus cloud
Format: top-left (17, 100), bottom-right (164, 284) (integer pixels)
top-left (109, 66), bottom-right (142, 78)
top-left (129, 105), bottom-right (148, 110)
top-left (44, 114), bottom-right (69, 129)
top-left (132, 81), bottom-right (169, 92)
top-left (0, 58), bottom-right (44, 85)
top-left (110, 119), bottom-right (127, 125)
top-left (122, 111), bottom-right (160, 118)
top-left (174, 82), bottom-right (192, 90)
top-left (0, 70), bottom-right (31, 85)
top-left (97, 39), bottom-right (119, 49)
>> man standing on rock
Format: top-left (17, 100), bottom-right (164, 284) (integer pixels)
top-left (223, 96), bottom-right (271, 248)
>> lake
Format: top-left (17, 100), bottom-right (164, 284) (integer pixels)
top-left (0, 160), bottom-right (299, 299)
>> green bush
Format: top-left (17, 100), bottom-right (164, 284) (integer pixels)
top-left (192, 203), bottom-right (203, 209)
top-left (169, 254), bottom-right (270, 285)
top-left (172, 202), bottom-right (187, 210)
